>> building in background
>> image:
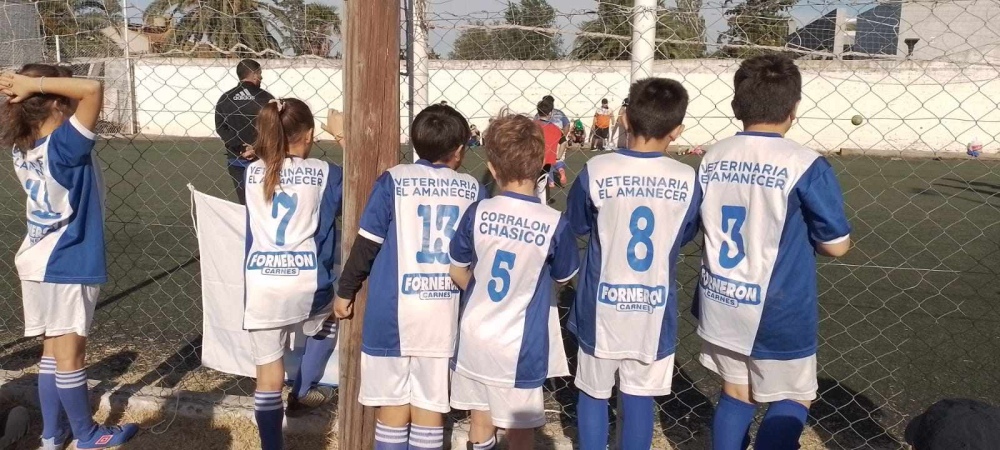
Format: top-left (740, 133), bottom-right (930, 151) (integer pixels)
top-left (0, 0), bottom-right (45, 67)
top-left (787, 0), bottom-right (1000, 61)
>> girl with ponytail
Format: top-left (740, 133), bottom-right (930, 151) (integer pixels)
top-left (243, 98), bottom-right (344, 450)
top-left (1, 65), bottom-right (138, 449)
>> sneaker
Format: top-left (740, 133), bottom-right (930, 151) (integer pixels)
top-left (286, 386), bottom-right (334, 417)
top-left (74, 424), bottom-right (139, 449)
top-left (0, 406), bottom-right (29, 449)
top-left (41, 427), bottom-right (72, 450)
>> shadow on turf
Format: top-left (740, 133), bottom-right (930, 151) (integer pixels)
top-left (809, 378), bottom-right (901, 448)
top-left (912, 178), bottom-right (1000, 206)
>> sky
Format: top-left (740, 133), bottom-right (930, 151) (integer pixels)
top-left (126, 0), bottom-right (868, 56)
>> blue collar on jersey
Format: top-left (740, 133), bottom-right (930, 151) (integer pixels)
top-left (737, 131), bottom-right (783, 138)
top-left (416, 159), bottom-right (450, 169)
top-left (499, 191), bottom-right (541, 203)
top-left (616, 149), bottom-right (665, 158)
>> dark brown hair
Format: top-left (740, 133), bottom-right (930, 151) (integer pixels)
top-left (484, 112), bottom-right (544, 185)
top-left (732, 54), bottom-right (802, 126)
top-left (253, 98), bottom-right (314, 201)
top-left (627, 77), bottom-right (689, 140)
top-left (0, 64), bottom-right (75, 152)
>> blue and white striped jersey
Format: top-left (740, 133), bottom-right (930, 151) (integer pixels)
top-left (360, 160), bottom-right (485, 358)
top-left (449, 192), bottom-right (580, 389)
top-left (13, 117), bottom-right (106, 284)
top-left (243, 157), bottom-right (343, 329)
top-left (694, 132), bottom-right (851, 360)
top-left (567, 150), bottom-right (700, 363)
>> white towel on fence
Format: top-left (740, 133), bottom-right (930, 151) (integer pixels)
top-left (190, 185), bottom-right (339, 385)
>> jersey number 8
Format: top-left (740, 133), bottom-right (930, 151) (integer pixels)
top-left (627, 206), bottom-right (655, 272)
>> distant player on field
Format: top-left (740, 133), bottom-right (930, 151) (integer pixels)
top-left (0, 65), bottom-right (139, 449)
top-left (243, 98), bottom-right (343, 450)
top-left (334, 104), bottom-right (484, 450)
top-left (535, 100), bottom-right (567, 199)
top-left (448, 113), bottom-right (580, 450)
top-left (591, 98), bottom-right (613, 152)
top-left (567, 78), bottom-right (700, 450)
top-left (696, 55), bottom-right (851, 450)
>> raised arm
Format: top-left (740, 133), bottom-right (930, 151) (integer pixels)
top-left (1, 72), bottom-right (103, 130)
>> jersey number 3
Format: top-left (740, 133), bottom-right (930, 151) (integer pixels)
top-left (719, 205), bottom-right (747, 269)
top-left (417, 204), bottom-right (460, 264)
top-left (488, 250), bottom-right (517, 302)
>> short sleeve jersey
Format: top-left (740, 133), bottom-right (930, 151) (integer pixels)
top-left (536, 120), bottom-right (562, 165)
top-left (694, 132), bottom-right (851, 360)
top-left (567, 150), bottom-right (700, 363)
top-left (449, 192), bottom-right (580, 389)
top-left (594, 107), bottom-right (612, 128)
top-left (243, 157), bottom-right (343, 329)
top-left (359, 160), bottom-right (485, 358)
top-left (13, 116), bottom-right (106, 284)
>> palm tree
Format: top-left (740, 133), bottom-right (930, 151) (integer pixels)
top-left (35, 0), bottom-right (123, 59)
top-left (144, 0), bottom-right (339, 57)
top-left (144, 0), bottom-right (280, 56)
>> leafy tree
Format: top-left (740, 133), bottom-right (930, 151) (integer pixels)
top-left (718, 0), bottom-right (796, 57)
top-left (450, 0), bottom-right (561, 60)
top-left (571, 0), bottom-right (705, 60)
top-left (272, 0), bottom-right (341, 56)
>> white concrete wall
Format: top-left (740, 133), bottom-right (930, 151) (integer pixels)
top-left (134, 58), bottom-right (1000, 154)
top-left (899, 0), bottom-right (1000, 61)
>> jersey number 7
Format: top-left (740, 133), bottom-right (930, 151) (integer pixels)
top-left (272, 192), bottom-right (298, 246)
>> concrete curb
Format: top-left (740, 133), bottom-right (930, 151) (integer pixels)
top-left (0, 370), bottom-right (577, 449)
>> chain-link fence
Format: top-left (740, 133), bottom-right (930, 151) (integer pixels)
top-left (1, 0), bottom-right (999, 448)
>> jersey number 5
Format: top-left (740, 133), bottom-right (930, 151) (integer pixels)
top-left (627, 206), bottom-right (655, 271)
top-left (719, 205), bottom-right (747, 269)
top-left (271, 192), bottom-right (298, 247)
top-left (488, 250), bottom-right (517, 302)
top-left (417, 204), bottom-right (460, 264)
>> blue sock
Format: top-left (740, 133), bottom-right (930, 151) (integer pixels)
top-left (254, 391), bottom-right (284, 450)
top-left (408, 424), bottom-right (443, 449)
top-left (375, 422), bottom-right (409, 450)
top-left (292, 320), bottom-right (337, 399)
top-left (754, 400), bottom-right (808, 450)
top-left (620, 393), bottom-right (654, 450)
top-left (576, 391), bottom-right (609, 450)
top-left (55, 369), bottom-right (96, 441)
top-left (712, 392), bottom-right (756, 450)
top-left (38, 357), bottom-right (65, 440)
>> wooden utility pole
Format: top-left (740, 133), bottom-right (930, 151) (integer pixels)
top-left (339, 1), bottom-right (400, 449)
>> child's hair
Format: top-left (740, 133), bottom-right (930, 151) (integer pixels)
top-left (626, 78), bottom-right (689, 140)
top-left (601, 98), bottom-right (609, 106)
top-left (484, 112), bottom-right (544, 185)
top-left (537, 99), bottom-right (554, 117)
top-left (732, 54), bottom-right (802, 126)
top-left (0, 64), bottom-right (75, 152)
top-left (410, 104), bottom-right (470, 163)
top-left (253, 97), bottom-right (314, 201)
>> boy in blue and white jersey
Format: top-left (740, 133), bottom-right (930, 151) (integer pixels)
top-left (448, 113), bottom-right (580, 450)
top-left (566, 78), bottom-right (700, 450)
top-left (696, 55), bottom-right (852, 450)
top-left (243, 98), bottom-right (342, 450)
top-left (334, 105), bottom-right (485, 450)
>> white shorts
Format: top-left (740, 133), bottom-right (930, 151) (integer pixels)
top-left (248, 314), bottom-right (332, 366)
top-left (575, 350), bottom-right (675, 399)
top-left (22, 281), bottom-right (100, 338)
top-left (450, 371), bottom-right (545, 429)
top-left (700, 342), bottom-right (818, 403)
top-left (359, 354), bottom-right (450, 414)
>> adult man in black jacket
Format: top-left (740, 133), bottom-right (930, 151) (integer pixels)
top-left (215, 59), bottom-right (273, 204)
